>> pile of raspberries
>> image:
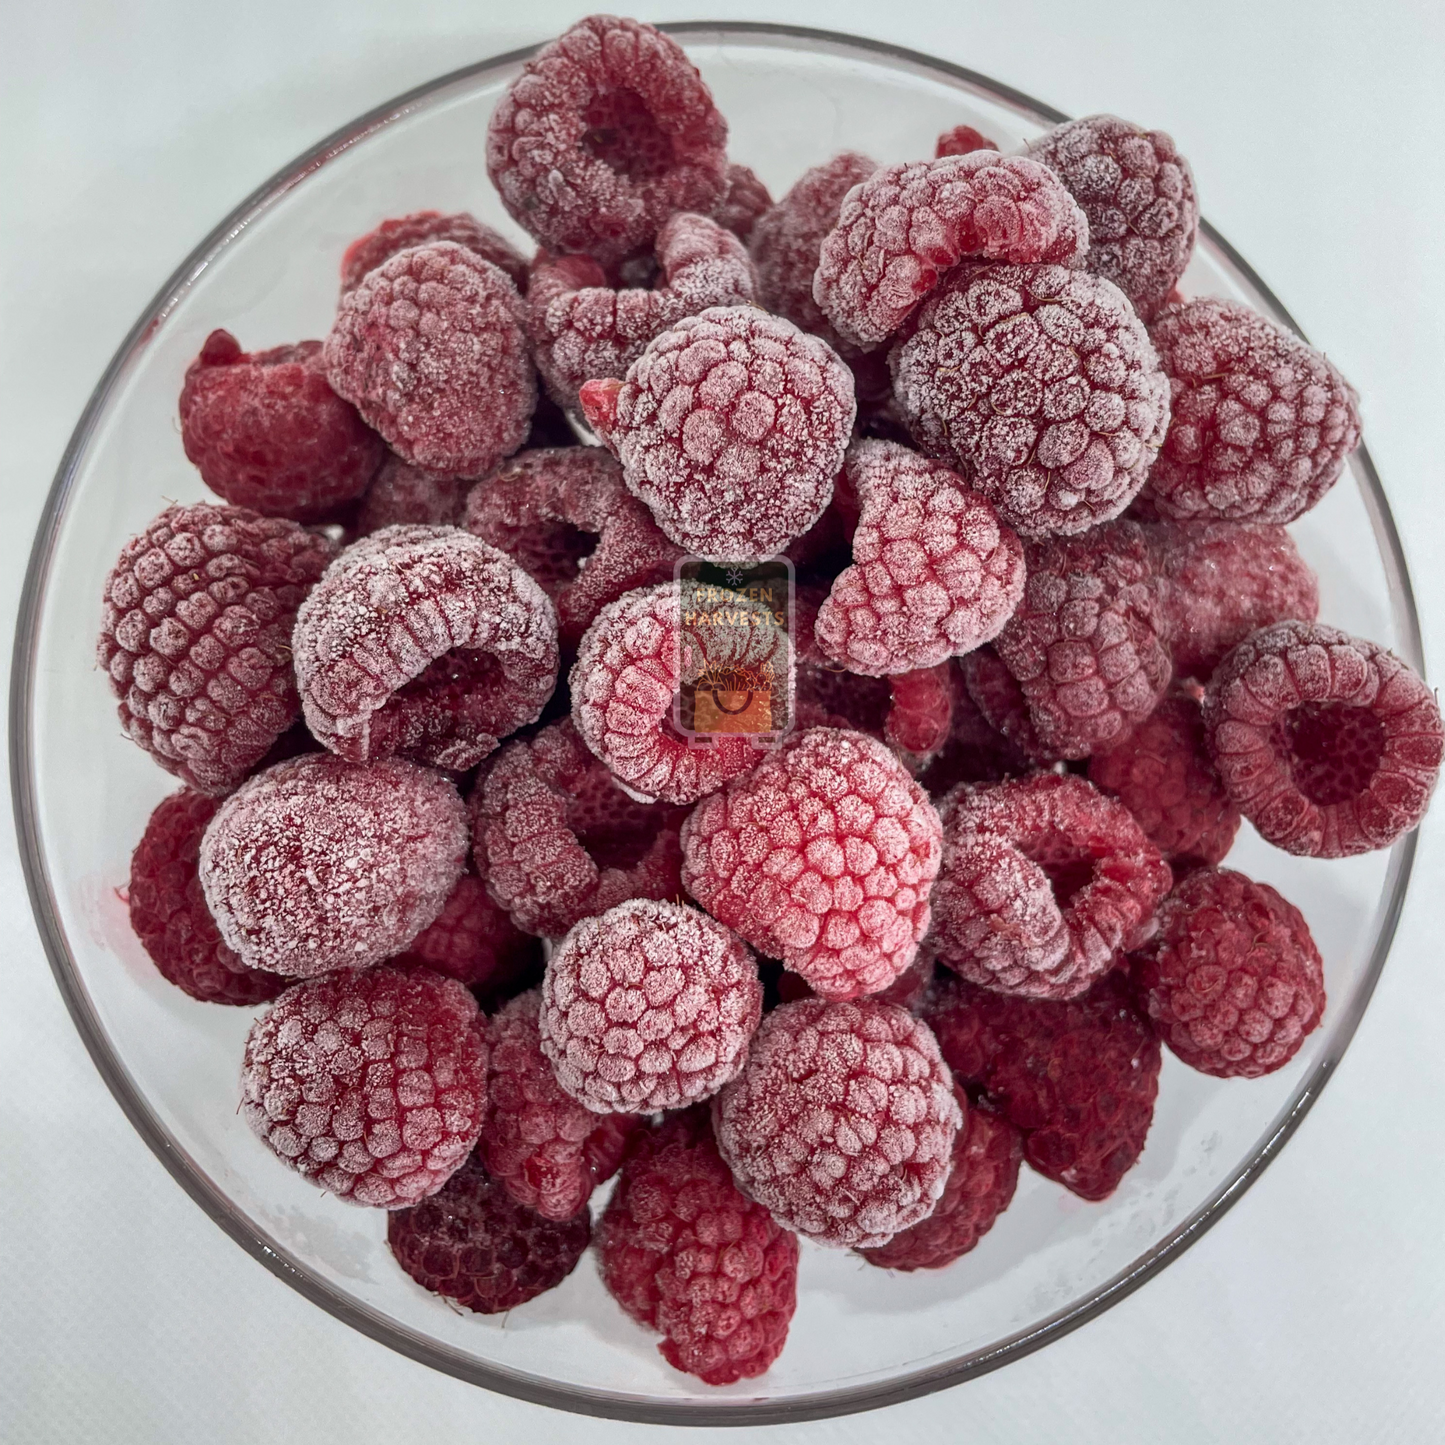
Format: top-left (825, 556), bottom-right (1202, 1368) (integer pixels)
top-left (99, 15), bottom-right (1440, 1389)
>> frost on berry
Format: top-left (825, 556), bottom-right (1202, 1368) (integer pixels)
top-left (935, 125), bottom-right (999, 159)
top-left (241, 963), bottom-right (488, 1207)
top-left (713, 162), bottom-right (772, 242)
top-left (540, 899), bottom-right (763, 1113)
top-left (1202, 621), bottom-right (1443, 858)
top-left (293, 525), bottom-right (558, 771)
top-left (199, 753), bottom-right (468, 977)
top-left (393, 870), bottom-right (541, 999)
top-left (354, 453), bottom-right (468, 538)
top-left (340, 210), bottom-right (528, 294)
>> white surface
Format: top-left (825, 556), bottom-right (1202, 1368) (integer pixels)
top-left (2, 1), bottom-right (1443, 1441)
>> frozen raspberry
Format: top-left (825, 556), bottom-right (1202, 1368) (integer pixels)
top-left (891, 263), bottom-right (1171, 537)
top-left (790, 584), bottom-right (888, 738)
top-left (340, 210), bottom-right (528, 294)
top-left (1027, 115), bottom-right (1198, 323)
top-left (199, 753), bottom-right (468, 977)
top-left (570, 581), bottom-right (791, 805)
top-left (463, 447), bottom-right (683, 652)
top-left (885, 662), bottom-right (960, 774)
top-left (959, 646), bottom-right (1059, 767)
top-left (393, 871), bottom-right (540, 998)
top-left (598, 1109), bottom-right (799, 1384)
top-left (924, 971), bottom-right (1160, 1200)
top-left (97, 502), bottom-right (337, 795)
top-left (471, 718), bottom-right (685, 938)
top-left (354, 453), bottom-right (467, 538)
top-left (388, 1153), bottom-right (590, 1310)
top-left (324, 242), bottom-right (535, 478)
top-left (777, 950), bottom-right (936, 1013)
top-left (528, 212), bottom-right (756, 410)
top-left (814, 153), bottom-right (1089, 350)
top-left (1201, 620), bottom-right (1443, 857)
top-left (992, 521), bottom-right (1172, 758)
top-left (241, 963), bottom-right (487, 1206)
top-left (814, 439), bottom-right (1025, 676)
top-left (681, 727), bottom-right (943, 1000)
top-left (541, 899), bottom-right (763, 1113)
top-left (917, 661), bottom-right (1033, 794)
top-left (128, 789), bottom-right (289, 1006)
top-left (935, 125), bottom-right (999, 159)
top-left (1140, 298), bottom-right (1361, 523)
top-left (713, 997), bottom-right (961, 1247)
top-left (293, 525), bottom-right (558, 771)
top-left (486, 16), bottom-right (729, 268)
top-left (931, 772), bottom-right (1172, 1000)
top-left (714, 163), bottom-right (772, 242)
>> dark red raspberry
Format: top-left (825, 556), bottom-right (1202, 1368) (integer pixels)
top-left (776, 950), bottom-right (936, 1012)
top-left (199, 753), bottom-right (468, 977)
top-left (814, 153), bottom-right (1089, 350)
top-left (393, 870), bottom-right (540, 998)
top-left (931, 772), bottom-right (1172, 1000)
top-left (1131, 867), bottom-right (1324, 1077)
top-left (924, 971), bottom-right (1160, 1201)
top-left (713, 163), bottom-right (772, 242)
top-left (891, 263), bottom-right (1171, 537)
top-left (713, 997), bottom-right (961, 1247)
top-left (541, 899), bottom-right (763, 1112)
top-left (324, 242), bottom-right (535, 478)
top-left (485, 16), bottom-right (729, 268)
top-left (353, 453), bottom-right (467, 538)
top-left (917, 660), bottom-right (1033, 794)
top-left (340, 210), bottom-right (528, 294)
top-left (682, 727), bottom-right (944, 1000)
top-left (1140, 298), bottom-right (1362, 523)
top-left (293, 525), bottom-right (558, 771)
top-left (471, 718), bottom-right (685, 938)
top-left (388, 1154), bottom-right (590, 1311)
top-left (935, 125), bottom-right (999, 159)
top-left (128, 789), bottom-right (288, 1005)
top-left (1201, 620), bottom-right (1443, 857)
top-left (791, 584), bottom-right (888, 735)
top-left (959, 646), bottom-right (1060, 767)
top-left (241, 963), bottom-right (488, 1207)
top-left (814, 439), bottom-right (1025, 676)
top-left (598, 1109), bottom-right (799, 1385)
top-left (97, 502), bottom-right (337, 795)
top-left (1027, 115), bottom-right (1199, 322)
top-left (992, 520), bottom-right (1172, 758)
top-left (885, 663), bottom-right (960, 775)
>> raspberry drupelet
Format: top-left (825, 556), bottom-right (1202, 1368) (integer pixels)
top-left (1201, 620), bottom-right (1443, 857)
top-left (241, 963), bottom-right (488, 1207)
top-left (891, 263), bottom-right (1171, 538)
top-left (935, 125), bottom-right (999, 158)
top-left (199, 753), bottom-right (468, 977)
top-left (713, 162), bottom-right (772, 242)
top-left (97, 501), bottom-right (337, 795)
top-left (682, 727), bottom-right (943, 1001)
top-left (485, 15), bottom-right (729, 268)
top-left (393, 870), bottom-right (541, 999)
top-left (353, 453), bottom-right (468, 539)
top-left (339, 210), bottom-right (528, 294)
top-left (292, 525), bottom-right (558, 771)
top-left (324, 242), bottom-right (535, 478)
top-left (931, 771), bottom-right (1172, 1001)
top-left (540, 899), bottom-right (763, 1113)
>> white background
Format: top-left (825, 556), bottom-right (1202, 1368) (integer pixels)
top-left (4, 1), bottom-right (1444, 1440)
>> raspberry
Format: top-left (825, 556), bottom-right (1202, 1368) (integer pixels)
top-left (354, 454), bottom-right (467, 538)
top-left (241, 963), bottom-right (488, 1207)
top-left (393, 871), bottom-right (540, 998)
top-left (527, 212), bottom-right (756, 410)
top-left (339, 210), bottom-right (528, 294)
top-left (570, 581), bottom-right (791, 804)
top-left (1131, 867), bottom-right (1324, 1077)
top-left (127, 789), bottom-right (289, 1006)
top-left (714, 162), bottom-right (772, 242)
top-left (540, 899), bottom-right (763, 1113)
top-left (858, 1095), bottom-right (1022, 1270)
top-left (597, 1109), bottom-right (799, 1384)
top-left (776, 950), bottom-right (936, 1013)
top-left (324, 242), bottom-right (535, 478)
top-left (891, 263), bottom-right (1171, 537)
top-left (199, 753), bottom-right (468, 977)
top-left (293, 525), bottom-right (559, 771)
top-left (814, 439), bottom-right (1025, 676)
top-left (931, 772), bottom-right (1172, 1000)
top-left (387, 1154), bottom-right (590, 1310)
top-left (935, 125), bottom-right (999, 159)
top-left (485, 16), bottom-right (729, 268)
top-left (814, 153), bottom-right (1089, 350)
top-left (959, 646), bottom-right (1059, 767)
top-left (1027, 115), bottom-right (1199, 322)
top-left (178, 330), bottom-right (383, 522)
top-left (924, 971), bottom-right (1160, 1200)
top-left (581, 306), bottom-right (856, 562)
top-left (713, 997), bottom-right (961, 1248)
top-left (681, 727), bottom-right (944, 1000)
top-left (97, 502), bottom-right (337, 795)
top-left (471, 718), bottom-right (686, 938)
top-left (1140, 298), bottom-right (1361, 523)
top-left (1201, 620), bottom-right (1443, 857)
top-left (790, 585), bottom-right (888, 740)
top-left (463, 446), bottom-right (683, 652)
top-left (917, 660), bottom-right (1033, 794)
top-left (885, 662), bottom-right (960, 775)
top-left (992, 521), bottom-right (1172, 758)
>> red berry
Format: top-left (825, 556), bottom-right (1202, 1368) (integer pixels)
top-left (713, 162), bottom-right (772, 242)
top-left (959, 646), bottom-right (1060, 767)
top-left (353, 453), bottom-right (467, 538)
top-left (340, 210), bottom-right (527, 294)
top-left (776, 950), bottom-right (936, 1012)
top-left (935, 125), bottom-right (999, 159)
top-left (393, 871), bottom-right (541, 998)
top-left (917, 659), bottom-right (1034, 794)
top-left (884, 662), bottom-right (961, 775)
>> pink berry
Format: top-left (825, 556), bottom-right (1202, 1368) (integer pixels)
top-left (935, 125), bottom-right (999, 159)
top-left (340, 210), bottom-right (528, 294)
top-left (713, 162), bottom-right (772, 242)
top-left (354, 453), bottom-right (467, 538)
top-left (393, 870), bottom-right (540, 999)
top-left (884, 662), bottom-right (962, 775)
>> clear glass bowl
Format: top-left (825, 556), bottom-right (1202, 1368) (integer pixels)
top-left (9, 22), bottom-right (1422, 1426)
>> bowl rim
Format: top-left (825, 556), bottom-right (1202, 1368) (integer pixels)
top-left (8, 20), bottom-right (1424, 1426)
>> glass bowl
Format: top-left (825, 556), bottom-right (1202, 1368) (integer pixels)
top-left (9, 22), bottom-right (1422, 1427)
